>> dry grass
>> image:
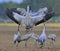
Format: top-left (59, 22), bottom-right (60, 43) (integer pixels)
top-left (0, 23), bottom-right (60, 27)
top-left (0, 23), bottom-right (60, 51)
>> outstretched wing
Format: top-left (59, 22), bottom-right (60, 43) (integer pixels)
top-left (6, 8), bottom-right (24, 24)
top-left (31, 12), bottom-right (45, 25)
top-left (30, 7), bottom-right (54, 25)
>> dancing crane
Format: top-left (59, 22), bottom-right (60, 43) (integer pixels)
top-left (31, 23), bottom-right (46, 48)
top-left (13, 30), bottom-right (32, 47)
top-left (13, 31), bottom-right (21, 47)
top-left (6, 5), bottom-right (54, 32)
top-left (37, 23), bottom-right (46, 48)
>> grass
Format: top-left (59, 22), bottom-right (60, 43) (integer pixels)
top-left (0, 23), bottom-right (60, 27)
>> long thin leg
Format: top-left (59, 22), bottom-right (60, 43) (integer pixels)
top-left (30, 28), bottom-right (33, 33)
top-left (16, 42), bottom-right (18, 47)
top-left (40, 44), bottom-right (43, 48)
top-left (25, 40), bottom-right (27, 48)
top-left (34, 40), bottom-right (37, 48)
top-left (52, 40), bottom-right (55, 47)
top-left (18, 24), bottom-right (20, 31)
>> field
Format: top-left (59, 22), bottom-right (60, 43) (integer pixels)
top-left (0, 23), bottom-right (60, 51)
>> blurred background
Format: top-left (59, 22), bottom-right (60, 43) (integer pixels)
top-left (0, 0), bottom-right (60, 23)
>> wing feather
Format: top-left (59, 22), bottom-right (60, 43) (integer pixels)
top-left (10, 8), bottom-right (26, 16)
top-left (13, 12), bottom-right (24, 22)
top-left (31, 12), bottom-right (46, 24)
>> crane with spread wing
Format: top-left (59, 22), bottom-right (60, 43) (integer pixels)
top-left (6, 5), bottom-right (54, 32)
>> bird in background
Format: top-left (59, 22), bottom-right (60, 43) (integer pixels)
top-left (13, 28), bottom-right (32, 47)
top-left (31, 23), bottom-right (46, 48)
top-left (13, 30), bottom-right (21, 47)
top-left (38, 23), bottom-right (46, 48)
top-left (48, 34), bottom-right (56, 47)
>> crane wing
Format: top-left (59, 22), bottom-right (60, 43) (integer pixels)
top-left (10, 8), bottom-right (26, 16)
top-left (6, 8), bottom-right (25, 24)
top-left (30, 7), bottom-right (54, 25)
top-left (31, 12), bottom-right (46, 25)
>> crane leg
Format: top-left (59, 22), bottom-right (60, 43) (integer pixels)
top-left (34, 40), bottom-right (37, 48)
top-left (18, 24), bottom-right (20, 31)
top-left (25, 41), bottom-right (27, 47)
top-left (25, 40), bottom-right (27, 48)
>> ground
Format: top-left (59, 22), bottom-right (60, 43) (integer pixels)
top-left (0, 23), bottom-right (60, 51)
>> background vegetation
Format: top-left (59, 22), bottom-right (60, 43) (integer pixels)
top-left (0, 0), bottom-right (60, 23)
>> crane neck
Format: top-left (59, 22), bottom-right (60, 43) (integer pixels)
top-left (42, 23), bottom-right (46, 35)
top-left (27, 5), bottom-right (30, 14)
